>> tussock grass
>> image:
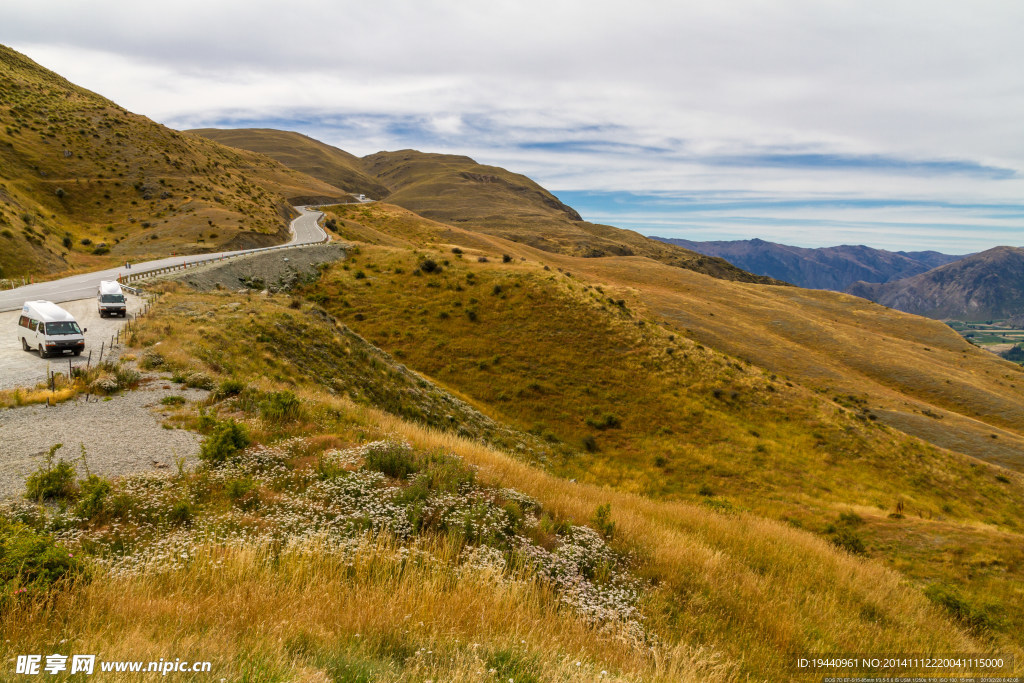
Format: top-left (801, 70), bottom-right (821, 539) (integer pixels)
top-left (1, 537), bottom-right (733, 682)
top-left (0, 359), bottom-right (138, 409)
top-left (125, 279), bottom-right (1024, 659)
top-left (366, 409), bottom-right (993, 675)
top-left (5, 267), bottom-right (1014, 680)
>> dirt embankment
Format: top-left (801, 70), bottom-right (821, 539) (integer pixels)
top-left (160, 243), bottom-right (346, 292)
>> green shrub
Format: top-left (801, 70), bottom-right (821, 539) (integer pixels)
top-left (74, 475), bottom-right (112, 520)
top-left (416, 452), bottom-right (475, 493)
top-left (838, 511), bottom-right (864, 526)
top-left (591, 503), bottom-right (616, 540)
top-left (115, 366), bottom-right (140, 390)
top-left (25, 445), bottom-right (78, 502)
top-left (139, 350), bottom-right (165, 369)
top-left (259, 391), bottom-right (302, 422)
top-left (925, 583), bottom-right (1002, 633)
top-left (184, 371), bottom-right (214, 390)
top-left (586, 413), bottom-right (621, 430)
top-left (214, 379), bottom-right (245, 399)
top-left (419, 259), bottom-right (440, 274)
top-left (364, 441), bottom-right (419, 479)
top-left (199, 420), bottom-right (251, 465)
top-left (225, 478), bottom-right (260, 511)
top-left (167, 500), bottom-right (193, 526)
top-left (1, 517), bottom-right (84, 602)
top-left (829, 527), bottom-right (867, 556)
top-left (160, 395), bottom-right (186, 407)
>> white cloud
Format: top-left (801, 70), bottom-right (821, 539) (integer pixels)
top-left (2, 0), bottom-right (1022, 249)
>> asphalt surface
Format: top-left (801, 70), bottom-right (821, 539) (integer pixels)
top-left (0, 206), bottom-right (326, 313)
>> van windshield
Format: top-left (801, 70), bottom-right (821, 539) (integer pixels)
top-left (101, 294), bottom-right (125, 303)
top-left (45, 321), bottom-right (82, 336)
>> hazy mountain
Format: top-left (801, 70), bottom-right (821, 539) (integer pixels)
top-left (847, 245), bottom-right (1024, 320)
top-left (652, 237), bottom-right (963, 290)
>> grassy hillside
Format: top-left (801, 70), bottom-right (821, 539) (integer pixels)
top-left (4, 283), bottom-right (1009, 681)
top-left (358, 150), bottom-right (780, 284)
top-left (320, 203), bottom-right (1024, 471)
top-left (311, 202), bottom-right (1024, 651)
top-left (190, 128), bottom-right (392, 200)
top-left (186, 130), bottom-right (778, 284)
top-left (0, 44), bottom-right (345, 281)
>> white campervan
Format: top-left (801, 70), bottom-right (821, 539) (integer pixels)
top-left (17, 300), bottom-right (86, 358)
top-left (97, 280), bottom-right (127, 317)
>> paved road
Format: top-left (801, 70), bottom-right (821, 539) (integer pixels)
top-left (0, 206), bottom-right (326, 312)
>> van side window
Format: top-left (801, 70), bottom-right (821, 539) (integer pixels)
top-left (18, 316), bottom-right (27, 328)
top-left (30, 319), bottom-right (39, 332)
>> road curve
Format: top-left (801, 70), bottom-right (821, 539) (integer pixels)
top-left (0, 206), bottom-right (327, 312)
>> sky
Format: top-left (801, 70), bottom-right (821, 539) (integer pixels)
top-left (3, 0), bottom-right (1023, 252)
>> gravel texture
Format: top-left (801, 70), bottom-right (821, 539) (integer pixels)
top-left (0, 294), bottom-right (143, 391)
top-left (161, 243), bottom-right (346, 292)
top-left (0, 374), bottom-right (206, 500)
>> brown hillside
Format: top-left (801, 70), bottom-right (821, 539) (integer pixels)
top-left (0, 44), bottom-right (345, 280)
top-left (316, 201), bottom-right (1024, 652)
top-left (323, 202), bottom-right (1024, 474)
top-left (189, 128), bottom-right (391, 200)
top-left (359, 150), bottom-right (780, 284)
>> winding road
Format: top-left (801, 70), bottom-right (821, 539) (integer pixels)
top-left (0, 206), bottom-right (327, 313)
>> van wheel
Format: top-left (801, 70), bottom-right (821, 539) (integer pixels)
top-left (73, 350), bottom-right (82, 357)
top-left (22, 337), bottom-right (29, 351)
top-left (38, 344), bottom-right (47, 359)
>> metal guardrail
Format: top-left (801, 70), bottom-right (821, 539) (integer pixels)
top-left (117, 215), bottom-right (332, 286)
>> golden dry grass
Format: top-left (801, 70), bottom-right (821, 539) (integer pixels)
top-left (3, 536), bottom-right (736, 682)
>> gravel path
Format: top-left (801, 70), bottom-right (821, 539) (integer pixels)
top-left (0, 375), bottom-right (206, 500)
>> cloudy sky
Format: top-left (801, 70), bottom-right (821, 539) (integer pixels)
top-left (4, 0), bottom-right (1023, 251)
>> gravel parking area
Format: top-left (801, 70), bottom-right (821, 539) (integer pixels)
top-left (0, 375), bottom-right (206, 500)
top-left (0, 294), bottom-right (144, 391)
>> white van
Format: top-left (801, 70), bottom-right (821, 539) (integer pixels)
top-left (17, 300), bottom-right (86, 358)
top-left (97, 280), bottom-right (127, 317)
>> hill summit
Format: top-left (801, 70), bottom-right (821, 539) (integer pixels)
top-left (191, 130), bottom-right (780, 284)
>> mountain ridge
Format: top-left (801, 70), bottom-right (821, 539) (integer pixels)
top-left (847, 245), bottom-right (1024, 319)
top-left (653, 236), bottom-right (965, 290)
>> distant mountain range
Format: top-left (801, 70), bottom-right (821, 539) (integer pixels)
top-left (652, 237), bottom-right (964, 291)
top-left (847, 246), bottom-right (1024, 320)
